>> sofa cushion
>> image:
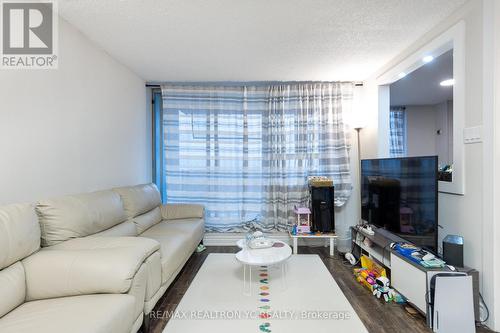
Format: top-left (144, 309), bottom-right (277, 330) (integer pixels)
top-left (0, 294), bottom-right (135, 333)
top-left (0, 203), bottom-right (40, 270)
top-left (45, 236), bottom-right (160, 258)
top-left (36, 190), bottom-right (127, 247)
top-left (161, 204), bottom-right (204, 220)
top-left (0, 262), bottom-right (26, 318)
top-left (134, 207), bottom-right (162, 234)
top-left (140, 219), bottom-right (204, 283)
top-left (113, 184), bottom-right (161, 219)
top-left (89, 220), bottom-right (138, 238)
top-left (23, 246), bottom-right (152, 301)
top-left (154, 218), bottom-right (205, 238)
top-left (143, 252), bottom-right (162, 303)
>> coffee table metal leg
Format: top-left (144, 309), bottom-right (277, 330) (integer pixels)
top-left (249, 265), bottom-right (252, 295)
top-left (329, 238), bottom-right (334, 257)
top-left (243, 264), bottom-right (252, 296)
top-left (243, 264), bottom-right (246, 295)
top-left (293, 238), bottom-right (298, 254)
top-left (281, 261), bottom-right (287, 290)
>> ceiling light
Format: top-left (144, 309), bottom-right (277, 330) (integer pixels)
top-left (423, 55), bottom-right (434, 63)
top-left (440, 79), bottom-right (454, 86)
top-left (398, 72), bottom-right (406, 78)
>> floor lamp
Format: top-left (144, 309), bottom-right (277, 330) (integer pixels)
top-left (354, 126), bottom-right (364, 226)
top-left (345, 124), bottom-right (365, 264)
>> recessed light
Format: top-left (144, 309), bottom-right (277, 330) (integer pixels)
top-left (398, 72), bottom-right (406, 78)
top-left (440, 79), bottom-right (454, 86)
top-left (423, 55), bottom-right (434, 63)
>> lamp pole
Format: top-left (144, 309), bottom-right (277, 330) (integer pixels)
top-left (355, 127), bottom-right (363, 225)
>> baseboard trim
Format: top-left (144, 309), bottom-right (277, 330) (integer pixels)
top-left (203, 232), bottom-right (290, 246)
top-left (203, 232), bottom-right (329, 247)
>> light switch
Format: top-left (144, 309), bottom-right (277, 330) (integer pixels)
top-left (463, 126), bottom-right (482, 144)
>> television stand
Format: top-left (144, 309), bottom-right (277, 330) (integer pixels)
top-left (350, 225), bottom-right (406, 268)
top-left (350, 225), bottom-right (479, 320)
top-left (350, 224), bottom-right (440, 313)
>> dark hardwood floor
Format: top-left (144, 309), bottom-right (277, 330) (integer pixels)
top-left (147, 246), bottom-right (492, 333)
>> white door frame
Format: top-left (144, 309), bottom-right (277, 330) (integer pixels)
top-left (377, 21), bottom-right (466, 195)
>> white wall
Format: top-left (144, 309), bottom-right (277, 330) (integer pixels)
top-left (334, 136), bottom-right (360, 252)
top-left (494, 1), bottom-right (500, 325)
top-left (330, 85), bottom-right (368, 252)
top-left (404, 102), bottom-right (453, 165)
top-left (352, 82), bottom-right (379, 159)
top-left (435, 0), bottom-right (483, 300)
top-left (405, 106), bottom-right (437, 157)
top-left (434, 100), bottom-right (453, 165)
top-left (0, 16), bottom-right (148, 205)
top-left (377, 86), bottom-right (391, 158)
top-left (483, 0), bottom-right (500, 328)
top-left (363, 0), bottom-right (497, 329)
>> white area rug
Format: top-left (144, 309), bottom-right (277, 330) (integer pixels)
top-left (163, 253), bottom-right (367, 333)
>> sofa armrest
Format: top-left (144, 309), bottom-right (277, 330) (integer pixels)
top-left (161, 204), bottom-right (204, 220)
top-left (22, 246), bottom-right (157, 301)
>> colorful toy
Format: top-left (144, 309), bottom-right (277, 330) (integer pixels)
top-left (297, 225), bottom-right (310, 233)
top-left (353, 255), bottom-right (387, 292)
top-left (294, 206), bottom-right (311, 233)
top-left (354, 268), bottom-right (378, 291)
top-left (372, 276), bottom-right (396, 302)
top-left (392, 291), bottom-right (407, 304)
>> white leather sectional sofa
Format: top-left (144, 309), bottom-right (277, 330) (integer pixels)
top-left (0, 184), bottom-right (205, 333)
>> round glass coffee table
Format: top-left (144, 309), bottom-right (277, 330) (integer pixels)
top-left (235, 239), bottom-right (292, 295)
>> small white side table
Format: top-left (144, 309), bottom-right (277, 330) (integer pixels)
top-left (288, 232), bottom-right (338, 257)
top-left (235, 239), bottom-right (292, 296)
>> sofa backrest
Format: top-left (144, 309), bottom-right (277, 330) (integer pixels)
top-left (0, 203), bottom-right (40, 317)
top-left (87, 219), bottom-right (138, 238)
top-left (36, 190), bottom-right (128, 247)
top-left (113, 184), bottom-right (162, 234)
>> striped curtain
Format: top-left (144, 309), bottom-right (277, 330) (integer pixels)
top-left (161, 83), bottom-right (353, 232)
top-left (389, 106), bottom-right (407, 157)
top-left (262, 83), bottom-right (353, 229)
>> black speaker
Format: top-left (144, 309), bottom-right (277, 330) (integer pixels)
top-left (443, 234), bottom-right (464, 268)
top-left (310, 186), bottom-right (335, 232)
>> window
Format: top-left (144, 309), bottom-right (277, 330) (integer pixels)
top-left (389, 106), bottom-right (407, 157)
top-left (153, 83), bottom-right (353, 232)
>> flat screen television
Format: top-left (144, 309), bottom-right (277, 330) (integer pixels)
top-left (361, 156), bottom-right (438, 252)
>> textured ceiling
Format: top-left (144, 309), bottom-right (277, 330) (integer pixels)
top-left (390, 50), bottom-right (453, 106)
top-left (58, 0), bottom-right (467, 82)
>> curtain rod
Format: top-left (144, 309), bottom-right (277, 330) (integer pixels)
top-left (146, 81), bottom-right (364, 88)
